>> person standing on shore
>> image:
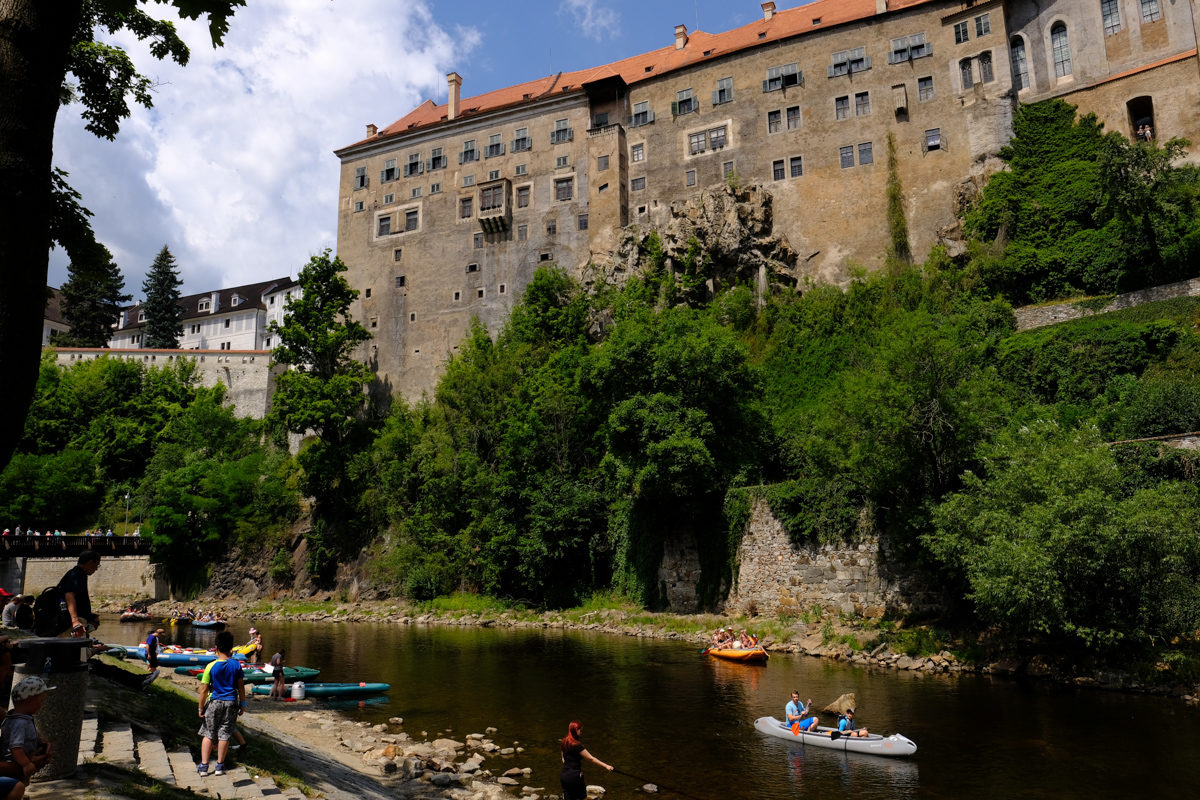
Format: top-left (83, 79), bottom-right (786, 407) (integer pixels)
top-left (59, 551), bottom-right (101, 637)
top-left (268, 648), bottom-right (286, 700)
top-left (197, 631), bottom-right (245, 777)
top-left (559, 721), bottom-right (612, 800)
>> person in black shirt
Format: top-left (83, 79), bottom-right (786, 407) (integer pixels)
top-left (559, 721), bottom-right (612, 800)
top-left (60, 551), bottom-right (101, 637)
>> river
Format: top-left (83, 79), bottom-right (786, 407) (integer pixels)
top-left (107, 616), bottom-right (1198, 799)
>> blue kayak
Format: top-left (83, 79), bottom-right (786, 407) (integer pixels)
top-left (250, 682), bottom-right (390, 697)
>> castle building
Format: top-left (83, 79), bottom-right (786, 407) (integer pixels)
top-left (335, 0), bottom-right (1200, 401)
top-left (109, 276), bottom-right (300, 351)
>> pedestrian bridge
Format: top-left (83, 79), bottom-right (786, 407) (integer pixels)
top-left (0, 535), bottom-right (150, 559)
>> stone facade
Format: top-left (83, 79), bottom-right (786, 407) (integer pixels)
top-left (722, 498), bottom-right (935, 618)
top-left (53, 348), bottom-right (283, 420)
top-left (337, 0), bottom-right (1200, 401)
top-left (20, 556), bottom-right (168, 600)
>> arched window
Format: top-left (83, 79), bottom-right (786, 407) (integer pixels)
top-left (980, 51), bottom-right (995, 83)
top-left (1101, 0), bottom-right (1122, 35)
top-left (960, 58), bottom-right (974, 89)
top-left (1010, 37), bottom-right (1029, 89)
top-left (1051, 23), bottom-right (1072, 78)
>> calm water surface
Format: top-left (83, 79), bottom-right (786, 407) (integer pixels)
top-left (107, 616), bottom-right (1197, 799)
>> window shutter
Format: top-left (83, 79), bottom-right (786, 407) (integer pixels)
top-left (827, 65), bottom-right (837, 78)
top-left (713, 90), bottom-right (720, 104)
top-left (628, 114), bottom-right (635, 126)
top-left (762, 79), bottom-right (770, 92)
top-left (863, 56), bottom-right (872, 70)
top-left (646, 110), bottom-right (654, 124)
top-left (671, 101), bottom-right (678, 116)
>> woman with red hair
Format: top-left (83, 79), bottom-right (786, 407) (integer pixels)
top-left (560, 720), bottom-right (613, 800)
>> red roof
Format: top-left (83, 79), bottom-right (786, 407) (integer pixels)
top-left (343, 0), bottom-right (936, 149)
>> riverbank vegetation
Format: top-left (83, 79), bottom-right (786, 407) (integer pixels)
top-left (6, 100), bottom-right (1200, 675)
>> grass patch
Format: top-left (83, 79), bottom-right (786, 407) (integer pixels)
top-left (425, 592), bottom-right (519, 616)
top-left (242, 600), bottom-right (332, 615)
top-left (880, 626), bottom-right (946, 657)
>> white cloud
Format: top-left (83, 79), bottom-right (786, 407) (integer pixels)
top-left (51, 0), bottom-right (478, 296)
top-left (560, 0), bottom-right (620, 41)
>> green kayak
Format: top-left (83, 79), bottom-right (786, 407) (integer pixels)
top-left (173, 665), bottom-right (321, 683)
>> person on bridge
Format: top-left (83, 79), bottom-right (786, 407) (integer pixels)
top-left (60, 550), bottom-right (101, 638)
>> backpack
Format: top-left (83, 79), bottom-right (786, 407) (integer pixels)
top-left (32, 586), bottom-right (71, 637)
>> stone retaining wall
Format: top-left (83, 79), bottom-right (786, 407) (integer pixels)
top-left (722, 498), bottom-right (936, 618)
top-left (1014, 277), bottom-right (1200, 331)
top-left (22, 556), bottom-right (167, 600)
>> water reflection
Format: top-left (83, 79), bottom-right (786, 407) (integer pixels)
top-left (780, 743), bottom-right (919, 797)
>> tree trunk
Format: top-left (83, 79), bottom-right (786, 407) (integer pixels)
top-left (0, 0), bottom-right (83, 469)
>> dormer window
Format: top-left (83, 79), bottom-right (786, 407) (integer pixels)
top-left (231, 294), bottom-right (242, 306)
top-left (198, 299), bottom-right (210, 312)
top-left (138, 310), bottom-right (147, 322)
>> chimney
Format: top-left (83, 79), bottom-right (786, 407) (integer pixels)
top-left (761, 2), bottom-right (776, 21)
top-left (674, 24), bottom-right (688, 50)
top-left (876, 0), bottom-right (889, 12)
top-left (210, 291), bottom-right (219, 313)
top-left (447, 72), bottom-right (462, 120)
top-left (366, 123), bottom-right (377, 137)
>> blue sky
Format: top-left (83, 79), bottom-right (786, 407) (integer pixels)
top-left (50, 0), bottom-right (817, 296)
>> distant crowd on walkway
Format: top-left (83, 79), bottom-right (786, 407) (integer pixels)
top-left (1, 526), bottom-right (139, 538)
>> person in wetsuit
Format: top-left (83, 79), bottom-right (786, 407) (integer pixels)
top-left (560, 720), bottom-right (613, 800)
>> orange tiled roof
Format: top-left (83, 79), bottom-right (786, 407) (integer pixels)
top-left (344, 0), bottom-right (936, 149)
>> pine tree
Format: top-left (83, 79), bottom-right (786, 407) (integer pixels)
top-left (58, 243), bottom-right (131, 347)
top-left (141, 245), bottom-right (183, 349)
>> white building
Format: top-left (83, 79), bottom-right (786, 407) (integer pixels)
top-left (109, 277), bottom-right (300, 351)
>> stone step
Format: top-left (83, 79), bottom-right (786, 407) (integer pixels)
top-left (77, 709), bottom-right (100, 765)
top-left (167, 746), bottom-right (208, 793)
top-left (98, 720), bottom-right (135, 767)
top-left (134, 733), bottom-right (175, 784)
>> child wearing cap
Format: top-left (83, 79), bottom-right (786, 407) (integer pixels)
top-left (0, 676), bottom-right (55, 789)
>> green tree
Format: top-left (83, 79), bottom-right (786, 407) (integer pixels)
top-left (141, 245), bottom-right (183, 348)
top-left (268, 249), bottom-right (374, 579)
top-left (0, 0), bottom-right (242, 473)
top-left (58, 242), bottom-right (130, 346)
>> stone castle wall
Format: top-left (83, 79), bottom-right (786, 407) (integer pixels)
top-left (1014, 276), bottom-right (1200, 331)
top-left (53, 348), bottom-right (282, 419)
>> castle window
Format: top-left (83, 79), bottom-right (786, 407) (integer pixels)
top-left (918, 76), bottom-right (934, 101)
top-left (395, 274), bottom-right (405, 286)
top-left (551, 118), bottom-right (573, 144)
top-left (460, 139), bottom-right (478, 164)
top-left (430, 183), bottom-right (441, 194)
top-left (460, 197), bottom-right (473, 218)
top-left (1052, 23), bottom-right (1072, 78)
top-left (547, 220), bottom-right (557, 235)
top-left (411, 186), bottom-right (421, 198)
top-left (890, 32), bottom-right (930, 63)
top-left (486, 133), bottom-right (505, 158)
top-left (840, 145), bottom-right (854, 169)
top-left (829, 48), bottom-right (867, 77)
top-left (1101, 0), bottom-right (1122, 35)
top-left (403, 153), bottom-right (422, 177)
top-left (365, 288), bottom-right (372, 299)
top-left (786, 106), bottom-right (801, 130)
top-left (224, 318), bottom-right (231, 329)
top-left (631, 143), bottom-right (645, 162)
top-left (1141, 0), bottom-right (1162, 23)
top-left (517, 186), bottom-right (530, 208)
top-left (1010, 39), bottom-right (1029, 90)
top-left (835, 96), bottom-right (850, 120)
top-left (767, 109), bottom-right (782, 133)
top-left (689, 131), bottom-right (707, 154)
top-left (960, 58), bottom-right (974, 89)
top-left (353, 201), bottom-right (364, 212)
top-left (488, 170), bottom-right (500, 181)
top-left (466, 263), bottom-right (479, 273)
top-left (975, 13), bottom-right (991, 37)
top-left (925, 128), bottom-right (942, 151)
top-left (354, 166), bottom-right (367, 189)
top-left (954, 21), bottom-right (969, 44)
top-left (855, 91), bottom-right (870, 116)
top-left (709, 126), bottom-right (727, 148)
top-left (631, 176), bottom-right (646, 191)
top-left (394, 250), bottom-right (403, 263)
top-left (378, 215), bottom-right (392, 236)
top-left (410, 313), bottom-right (415, 322)
top-left (686, 169), bottom-right (696, 186)
top-left (858, 142), bottom-right (873, 165)
top-left (764, 62), bottom-right (800, 91)
top-left (370, 317), bottom-right (378, 329)
top-left (772, 159), bottom-right (785, 181)
top-left (674, 88), bottom-right (696, 116)
top-left (980, 51), bottom-right (994, 83)
top-left (474, 232), bottom-right (484, 248)
top-left (630, 101), bottom-right (654, 127)
top-left (714, 76), bottom-right (733, 104)
top-left (555, 178), bottom-right (573, 201)
top-left (518, 225), bottom-right (527, 241)
top-left (454, 291), bottom-right (461, 301)
top-left (598, 154), bottom-right (609, 171)
top-left (499, 284), bottom-right (506, 295)
top-left (512, 127), bottom-right (531, 152)
top-left (556, 155), bottom-right (569, 168)
top-left (405, 209), bottom-right (418, 231)
top-left (463, 174), bottom-right (475, 187)
top-left (384, 193), bottom-right (394, 204)
top-left (790, 156), bottom-right (803, 177)
top-left (138, 310), bottom-right (148, 322)
top-left (427, 147), bottom-right (446, 171)
top-left (480, 185), bottom-right (503, 211)
top-left (381, 158), bottom-right (398, 182)
top-left (578, 214), bottom-right (588, 230)
top-left (476, 288), bottom-right (484, 299)
top-left (515, 164), bottom-right (527, 176)
top-left (723, 161), bottom-right (734, 178)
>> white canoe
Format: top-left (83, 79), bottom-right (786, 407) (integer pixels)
top-left (754, 716), bottom-right (918, 757)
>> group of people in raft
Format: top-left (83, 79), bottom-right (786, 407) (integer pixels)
top-left (785, 691), bottom-right (868, 737)
top-left (710, 627), bottom-right (758, 649)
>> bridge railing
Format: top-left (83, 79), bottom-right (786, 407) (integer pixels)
top-left (0, 535), bottom-right (150, 557)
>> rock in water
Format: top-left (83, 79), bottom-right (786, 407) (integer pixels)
top-left (823, 692), bottom-right (855, 715)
